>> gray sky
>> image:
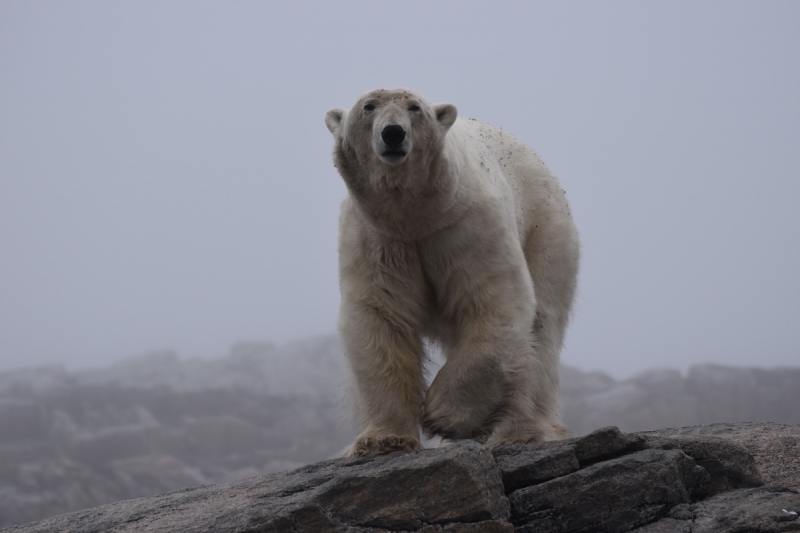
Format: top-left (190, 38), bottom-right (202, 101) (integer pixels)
top-left (1, 1), bottom-right (798, 378)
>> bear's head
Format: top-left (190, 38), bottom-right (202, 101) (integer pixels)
top-left (325, 89), bottom-right (457, 170)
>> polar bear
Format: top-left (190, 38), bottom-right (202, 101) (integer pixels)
top-left (325, 89), bottom-right (579, 456)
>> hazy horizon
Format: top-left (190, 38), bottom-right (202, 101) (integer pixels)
top-left (3, 331), bottom-right (799, 381)
top-left (1, 2), bottom-right (798, 378)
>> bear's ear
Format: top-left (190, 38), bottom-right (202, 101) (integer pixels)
top-left (434, 103), bottom-right (458, 131)
top-left (325, 108), bottom-right (345, 137)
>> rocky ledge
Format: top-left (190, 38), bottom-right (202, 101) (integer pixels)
top-left (3, 422), bottom-right (798, 533)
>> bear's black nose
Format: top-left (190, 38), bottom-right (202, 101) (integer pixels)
top-left (381, 125), bottom-right (406, 147)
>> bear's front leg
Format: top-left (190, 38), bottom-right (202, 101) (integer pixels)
top-left (340, 300), bottom-right (426, 457)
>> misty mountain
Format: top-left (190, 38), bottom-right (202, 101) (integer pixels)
top-left (1, 335), bottom-right (798, 527)
top-left (561, 364), bottom-right (800, 435)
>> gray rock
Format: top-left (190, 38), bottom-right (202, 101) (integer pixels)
top-left (419, 521), bottom-right (514, 532)
top-left (573, 425), bottom-right (647, 463)
top-left (645, 435), bottom-right (763, 499)
top-left (643, 422), bottom-right (800, 489)
top-left (3, 440), bottom-right (508, 533)
top-left (509, 449), bottom-right (704, 532)
top-left (632, 486), bottom-right (800, 533)
top-left (492, 441), bottom-right (579, 494)
top-left (492, 426), bottom-right (645, 494)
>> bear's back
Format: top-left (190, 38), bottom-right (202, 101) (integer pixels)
top-left (449, 118), bottom-right (572, 246)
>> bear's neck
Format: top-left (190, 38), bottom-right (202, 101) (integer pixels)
top-left (343, 149), bottom-right (469, 242)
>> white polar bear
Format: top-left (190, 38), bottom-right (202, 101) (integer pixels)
top-left (325, 89), bottom-right (579, 456)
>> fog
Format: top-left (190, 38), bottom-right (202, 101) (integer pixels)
top-left (1, 1), bottom-right (798, 378)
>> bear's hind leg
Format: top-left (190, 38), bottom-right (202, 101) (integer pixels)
top-left (421, 323), bottom-right (537, 442)
top-left (421, 349), bottom-right (510, 440)
top-left (484, 312), bottom-right (575, 448)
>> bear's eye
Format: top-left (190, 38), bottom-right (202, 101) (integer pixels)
top-left (364, 104), bottom-right (375, 112)
top-left (409, 105), bottom-right (421, 112)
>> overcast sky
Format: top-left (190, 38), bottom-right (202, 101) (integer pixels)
top-left (1, 1), bottom-right (798, 378)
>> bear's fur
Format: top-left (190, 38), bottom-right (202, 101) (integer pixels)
top-left (325, 89), bottom-right (579, 456)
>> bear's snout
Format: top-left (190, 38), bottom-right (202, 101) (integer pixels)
top-left (381, 125), bottom-right (406, 148)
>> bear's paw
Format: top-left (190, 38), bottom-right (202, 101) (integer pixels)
top-left (348, 434), bottom-right (423, 457)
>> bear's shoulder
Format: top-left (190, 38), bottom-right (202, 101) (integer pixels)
top-left (453, 118), bottom-right (529, 150)
top-left (449, 118), bottom-right (542, 173)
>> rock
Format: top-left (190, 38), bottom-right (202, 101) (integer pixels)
top-left (632, 486), bottom-right (800, 533)
top-left (311, 442), bottom-right (507, 529)
top-left (3, 440), bottom-right (508, 533)
top-left (493, 441), bottom-right (579, 494)
top-left (508, 449), bottom-right (704, 532)
top-left (420, 522), bottom-right (514, 532)
top-left (572, 425), bottom-right (647, 463)
top-left (492, 426), bottom-right (645, 494)
top-left (644, 435), bottom-right (763, 499)
top-left (643, 422), bottom-right (800, 488)
top-left (3, 423), bottom-right (799, 533)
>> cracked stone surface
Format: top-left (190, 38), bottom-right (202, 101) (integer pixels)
top-left (632, 486), bottom-right (800, 533)
top-left (643, 422), bottom-right (800, 489)
top-left (4, 423), bottom-right (798, 533)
